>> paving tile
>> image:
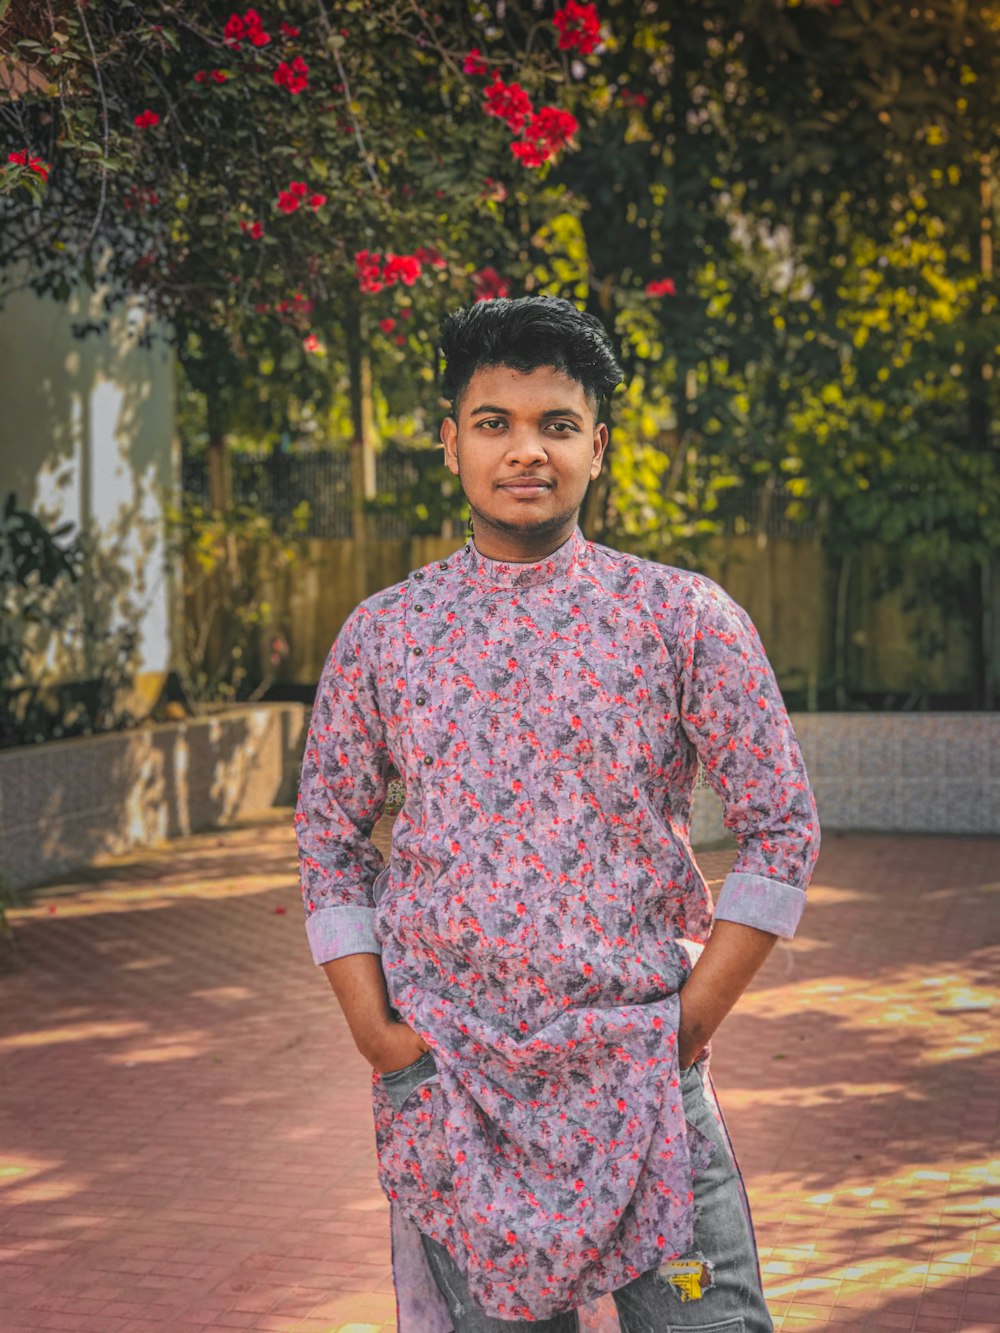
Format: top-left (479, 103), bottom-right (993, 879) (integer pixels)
top-left (1, 817), bottom-right (997, 1331)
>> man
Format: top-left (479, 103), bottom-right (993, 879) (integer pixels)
top-left (297, 296), bottom-right (820, 1332)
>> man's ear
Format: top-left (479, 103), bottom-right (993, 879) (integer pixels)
top-left (441, 416), bottom-right (459, 476)
top-left (590, 422), bottom-right (609, 480)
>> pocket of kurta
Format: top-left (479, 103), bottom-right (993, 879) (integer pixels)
top-left (380, 1050), bottom-right (438, 1112)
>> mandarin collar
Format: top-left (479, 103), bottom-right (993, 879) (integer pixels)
top-left (462, 527), bottom-right (587, 591)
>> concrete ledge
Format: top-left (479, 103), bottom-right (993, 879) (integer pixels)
top-left (692, 712), bottom-right (1000, 846)
top-left (0, 703), bottom-right (306, 891)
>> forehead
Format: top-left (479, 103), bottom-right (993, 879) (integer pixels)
top-left (460, 364), bottom-right (593, 415)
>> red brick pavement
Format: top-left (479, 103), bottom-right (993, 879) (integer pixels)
top-left (0, 818), bottom-right (997, 1333)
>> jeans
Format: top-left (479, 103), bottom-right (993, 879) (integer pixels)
top-left (412, 1062), bottom-right (773, 1333)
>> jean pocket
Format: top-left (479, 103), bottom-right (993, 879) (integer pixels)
top-left (380, 1050), bottom-right (437, 1112)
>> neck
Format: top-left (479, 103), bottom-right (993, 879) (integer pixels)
top-left (469, 513), bottom-right (579, 564)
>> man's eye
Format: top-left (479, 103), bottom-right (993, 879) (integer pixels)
top-left (548, 421), bottom-right (576, 433)
top-left (478, 418), bottom-right (506, 430)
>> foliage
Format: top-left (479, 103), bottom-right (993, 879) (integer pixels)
top-left (170, 498), bottom-right (310, 708)
top-left (0, 495), bottom-right (140, 747)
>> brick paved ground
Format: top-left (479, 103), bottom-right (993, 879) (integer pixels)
top-left (0, 817), bottom-right (997, 1333)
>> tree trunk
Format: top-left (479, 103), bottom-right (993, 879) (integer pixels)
top-left (346, 296), bottom-right (378, 606)
top-left (206, 390), bottom-right (231, 515)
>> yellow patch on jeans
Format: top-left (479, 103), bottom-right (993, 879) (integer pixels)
top-left (657, 1257), bottom-right (713, 1301)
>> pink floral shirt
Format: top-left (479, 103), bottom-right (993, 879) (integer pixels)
top-left (297, 528), bottom-right (819, 1326)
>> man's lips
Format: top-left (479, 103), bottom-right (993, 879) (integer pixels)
top-left (498, 478), bottom-right (553, 493)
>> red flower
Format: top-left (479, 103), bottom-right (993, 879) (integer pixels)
top-left (7, 149), bottom-right (49, 181)
top-left (510, 140), bottom-right (548, 168)
top-left (274, 56), bottom-right (309, 94)
top-left (414, 245), bottom-right (447, 269)
top-left (553, 1), bottom-right (601, 55)
top-left (194, 70), bottom-right (208, 83)
top-left (462, 47), bottom-right (487, 76)
top-left (472, 266), bottom-right (511, 302)
top-left (355, 250), bottom-right (384, 293)
top-left (483, 75), bottom-right (533, 133)
top-left (400, 306), bottom-right (412, 320)
top-left (277, 191), bottom-right (300, 213)
top-left (133, 109), bottom-right (160, 128)
top-left (225, 8), bottom-right (269, 47)
top-left (240, 219), bottom-right (264, 239)
top-left (303, 334), bottom-right (322, 353)
top-left (645, 277), bottom-right (677, 297)
top-left (384, 253), bottom-right (422, 286)
top-left (211, 69), bottom-right (229, 83)
top-left (308, 192), bottom-right (327, 210)
top-left (288, 180), bottom-right (308, 198)
top-left (379, 317), bottom-right (396, 334)
top-left (394, 334), bottom-right (406, 347)
top-left (280, 20), bottom-right (300, 36)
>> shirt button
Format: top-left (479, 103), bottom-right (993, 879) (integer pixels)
top-left (414, 604), bottom-right (424, 613)
top-left (438, 562), bottom-right (449, 570)
top-left (413, 571), bottom-right (424, 580)
top-left (412, 647), bottom-right (423, 656)
top-left (416, 695), bottom-right (427, 706)
top-left (423, 755), bottom-right (433, 766)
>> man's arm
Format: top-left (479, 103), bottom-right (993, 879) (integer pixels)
top-left (321, 954), bottom-right (429, 1073)
top-left (677, 920), bottom-right (777, 1068)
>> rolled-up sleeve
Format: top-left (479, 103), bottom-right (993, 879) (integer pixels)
top-left (674, 577), bottom-right (820, 939)
top-left (296, 604), bottom-right (390, 964)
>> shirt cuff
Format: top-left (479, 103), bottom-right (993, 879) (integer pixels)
top-left (305, 904), bottom-right (381, 965)
top-left (713, 872), bottom-right (806, 940)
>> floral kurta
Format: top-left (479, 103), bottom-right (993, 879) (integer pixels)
top-left (297, 528), bottom-right (819, 1327)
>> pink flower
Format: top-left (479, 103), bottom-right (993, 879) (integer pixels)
top-left (223, 13), bottom-right (244, 45)
top-left (277, 191), bottom-right (300, 213)
top-left (472, 267), bottom-right (511, 302)
top-left (303, 333), bottom-right (322, 353)
top-left (308, 192), bottom-right (327, 210)
top-left (645, 277), bottom-right (676, 297)
top-left (483, 75), bottom-right (533, 133)
top-left (7, 149), bottom-right (49, 180)
top-left (379, 317), bottom-right (396, 334)
top-left (274, 56), bottom-right (309, 94)
top-left (133, 109), bottom-right (160, 128)
top-left (462, 47), bottom-right (487, 76)
top-left (553, 1), bottom-right (601, 55)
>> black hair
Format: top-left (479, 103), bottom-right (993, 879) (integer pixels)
top-left (439, 295), bottom-right (624, 413)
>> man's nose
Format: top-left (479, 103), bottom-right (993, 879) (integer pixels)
top-left (504, 430), bottom-right (549, 465)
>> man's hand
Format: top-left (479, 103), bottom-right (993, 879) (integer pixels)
top-left (367, 1019), bottom-right (431, 1075)
top-left (321, 952), bottom-right (428, 1072)
top-left (677, 919), bottom-right (779, 1068)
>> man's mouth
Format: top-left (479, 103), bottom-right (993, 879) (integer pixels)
top-left (498, 478), bottom-right (553, 494)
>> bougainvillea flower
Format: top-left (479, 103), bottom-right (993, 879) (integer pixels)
top-left (552, 1), bottom-right (601, 55)
top-left (307, 192), bottom-right (327, 210)
top-left (510, 141), bottom-right (549, 167)
top-left (280, 20), bottom-right (301, 37)
top-left (211, 69), bottom-right (229, 83)
top-left (224, 8), bottom-right (270, 47)
top-left (472, 267), bottom-right (511, 302)
top-left (240, 219), bottom-right (264, 239)
top-left (277, 191), bottom-right (300, 213)
top-left (463, 47), bottom-right (487, 76)
top-left (483, 75), bottom-right (533, 133)
top-left (524, 105), bottom-right (579, 154)
top-left (414, 245), bottom-right (448, 269)
top-left (645, 277), bottom-right (677, 297)
top-left (303, 333), bottom-right (322, 353)
top-left (379, 317), bottom-right (397, 334)
top-left (355, 250), bottom-right (385, 292)
top-left (274, 56), bottom-right (309, 94)
top-left (394, 334), bottom-right (407, 347)
top-left (134, 110), bottom-right (160, 128)
top-left (194, 70), bottom-right (208, 83)
top-left (384, 253), bottom-right (422, 286)
top-left (7, 149), bottom-right (50, 181)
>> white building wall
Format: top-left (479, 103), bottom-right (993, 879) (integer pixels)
top-left (0, 277), bottom-right (177, 710)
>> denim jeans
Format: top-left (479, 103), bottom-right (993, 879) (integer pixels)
top-left (411, 1062), bottom-right (773, 1333)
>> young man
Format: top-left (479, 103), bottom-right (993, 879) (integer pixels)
top-left (297, 297), bottom-right (820, 1332)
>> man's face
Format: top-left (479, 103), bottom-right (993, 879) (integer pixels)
top-left (441, 364), bottom-right (608, 562)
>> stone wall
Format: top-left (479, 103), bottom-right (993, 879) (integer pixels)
top-left (0, 703), bottom-right (305, 891)
top-left (690, 712), bottom-right (1000, 846)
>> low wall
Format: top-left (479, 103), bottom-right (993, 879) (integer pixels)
top-left (0, 703), bottom-right (305, 891)
top-left (691, 712), bottom-right (1000, 845)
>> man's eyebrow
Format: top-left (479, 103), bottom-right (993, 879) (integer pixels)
top-left (469, 404), bottom-right (585, 422)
